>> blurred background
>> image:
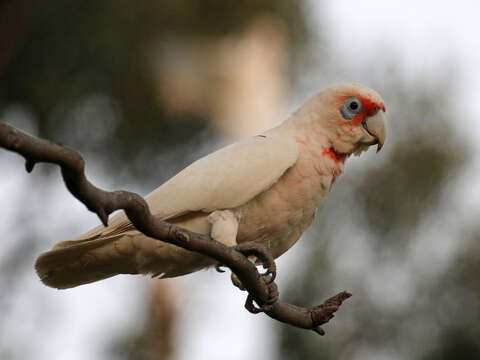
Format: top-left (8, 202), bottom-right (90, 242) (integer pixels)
top-left (1, 1), bottom-right (479, 359)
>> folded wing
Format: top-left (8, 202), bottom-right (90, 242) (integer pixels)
top-left (35, 134), bottom-right (299, 288)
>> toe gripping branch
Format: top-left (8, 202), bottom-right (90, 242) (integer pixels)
top-left (217, 242), bottom-right (278, 312)
top-left (235, 242), bottom-right (278, 313)
top-left (0, 121), bottom-right (352, 336)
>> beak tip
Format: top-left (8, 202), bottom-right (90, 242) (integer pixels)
top-left (364, 110), bottom-right (386, 154)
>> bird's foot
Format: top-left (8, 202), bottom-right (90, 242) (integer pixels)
top-left (217, 263), bottom-right (278, 309)
top-left (244, 281), bottom-right (279, 314)
top-left (234, 242), bottom-right (276, 283)
top-left (215, 242), bottom-right (276, 283)
top-left (216, 242), bottom-right (278, 310)
top-left (230, 242), bottom-right (278, 311)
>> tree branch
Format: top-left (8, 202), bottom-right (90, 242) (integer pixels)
top-left (0, 121), bottom-right (351, 335)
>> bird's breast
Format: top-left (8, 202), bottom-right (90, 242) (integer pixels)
top-left (235, 153), bottom-right (342, 258)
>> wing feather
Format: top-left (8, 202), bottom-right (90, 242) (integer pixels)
top-left (56, 134), bottom-right (299, 242)
top-left (146, 134), bottom-right (299, 220)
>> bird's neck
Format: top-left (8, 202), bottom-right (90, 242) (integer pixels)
top-left (321, 147), bottom-right (347, 163)
top-left (271, 117), bottom-right (350, 172)
top-left (269, 119), bottom-right (346, 206)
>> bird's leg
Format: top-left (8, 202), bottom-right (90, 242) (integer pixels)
top-left (232, 241), bottom-right (278, 311)
top-left (208, 211), bottom-right (278, 308)
top-left (209, 210), bottom-right (239, 274)
top-left (208, 210), bottom-right (272, 280)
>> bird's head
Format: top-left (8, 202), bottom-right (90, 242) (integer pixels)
top-left (300, 83), bottom-right (386, 157)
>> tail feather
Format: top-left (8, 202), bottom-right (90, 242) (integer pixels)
top-left (35, 234), bottom-right (138, 289)
top-left (35, 213), bottom-right (215, 289)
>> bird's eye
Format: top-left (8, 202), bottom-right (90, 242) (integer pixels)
top-left (340, 97), bottom-right (363, 120)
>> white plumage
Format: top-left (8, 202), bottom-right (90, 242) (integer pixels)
top-left (35, 83), bottom-right (386, 289)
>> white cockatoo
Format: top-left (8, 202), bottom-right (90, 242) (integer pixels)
top-left (36, 83), bottom-right (386, 289)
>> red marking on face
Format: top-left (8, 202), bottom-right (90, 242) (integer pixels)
top-left (352, 96), bottom-right (385, 125)
top-left (322, 148), bottom-right (346, 163)
top-left (339, 95), bottom-right (386, 127)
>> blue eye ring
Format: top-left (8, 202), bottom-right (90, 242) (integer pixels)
top-left (340, 97), bottom-right (363, 120)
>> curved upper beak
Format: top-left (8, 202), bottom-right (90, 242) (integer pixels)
top-left (362, 110), bottom-right (386, 152)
